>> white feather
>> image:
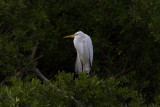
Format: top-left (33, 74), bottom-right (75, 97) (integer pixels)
top-left (73, 31), bottom-right (93, 74)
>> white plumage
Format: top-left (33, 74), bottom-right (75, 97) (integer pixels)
top-left (64, 31), bottom-right (93, 74)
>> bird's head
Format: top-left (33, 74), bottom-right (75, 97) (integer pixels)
top-left (64, 31), bottom-right (84, 38)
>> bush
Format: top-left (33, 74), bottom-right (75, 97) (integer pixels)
top-left (0, 72), bottom-right (144, 106)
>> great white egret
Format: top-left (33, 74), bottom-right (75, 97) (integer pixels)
top-left (64, 31), bottom-right (93, 74)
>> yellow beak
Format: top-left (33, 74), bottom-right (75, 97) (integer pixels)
top-left (63, 34), bottom-right (78, 38)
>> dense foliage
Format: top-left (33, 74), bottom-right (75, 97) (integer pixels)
top-left (0, 0), bottom-right (160, 106)
top-left (0, 72), bottom-right (144, 106)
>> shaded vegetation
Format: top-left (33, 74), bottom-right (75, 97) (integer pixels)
top-left (0, 0), bottom-right (160, 106)
top-left (0, 72), bottom-right (143, 106)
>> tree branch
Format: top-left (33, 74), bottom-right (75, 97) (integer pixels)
top-left (33, 55), bottom-right (43, 62)
top-left (32, 68), bottom-right (61, 92)
top-left (33, 68), bottom-right (49, 81)
top-left (32, 68), bottom-right (81, 103)
top-left (30, 41), bottom-right (81, 105)
top-left (114, 66), bottom-right (135, 78)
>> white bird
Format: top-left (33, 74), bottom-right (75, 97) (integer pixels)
top-left (64, 31), bottom-right (93, 74)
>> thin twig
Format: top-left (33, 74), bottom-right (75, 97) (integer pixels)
top-left (114, 66), bottom-right (135, 78)
top-left (33, 55), bottom-right (43, 62)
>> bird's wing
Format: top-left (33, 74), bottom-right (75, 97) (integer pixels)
top-left (74, 35), bottom-right (93, 73)
top-left (74, 37), bottom-right (84, 72)
top-left (74, 36), bottom-right (84, 56)
top-left (86, 35), bottom-right (93, 66)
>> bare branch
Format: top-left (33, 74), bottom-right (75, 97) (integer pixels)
top-left (32, 68), bottom-right (61, 92)
top-left (114, 66), bottom-right (135, 78)
top-left (32, 68), bottom-right (81, 104)
top-left (29, 41), bottom-right (82, 105)
top-left (33, 55), bottom-right (43, 62)
top-left (33, 68), bottom-right (49, 82)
